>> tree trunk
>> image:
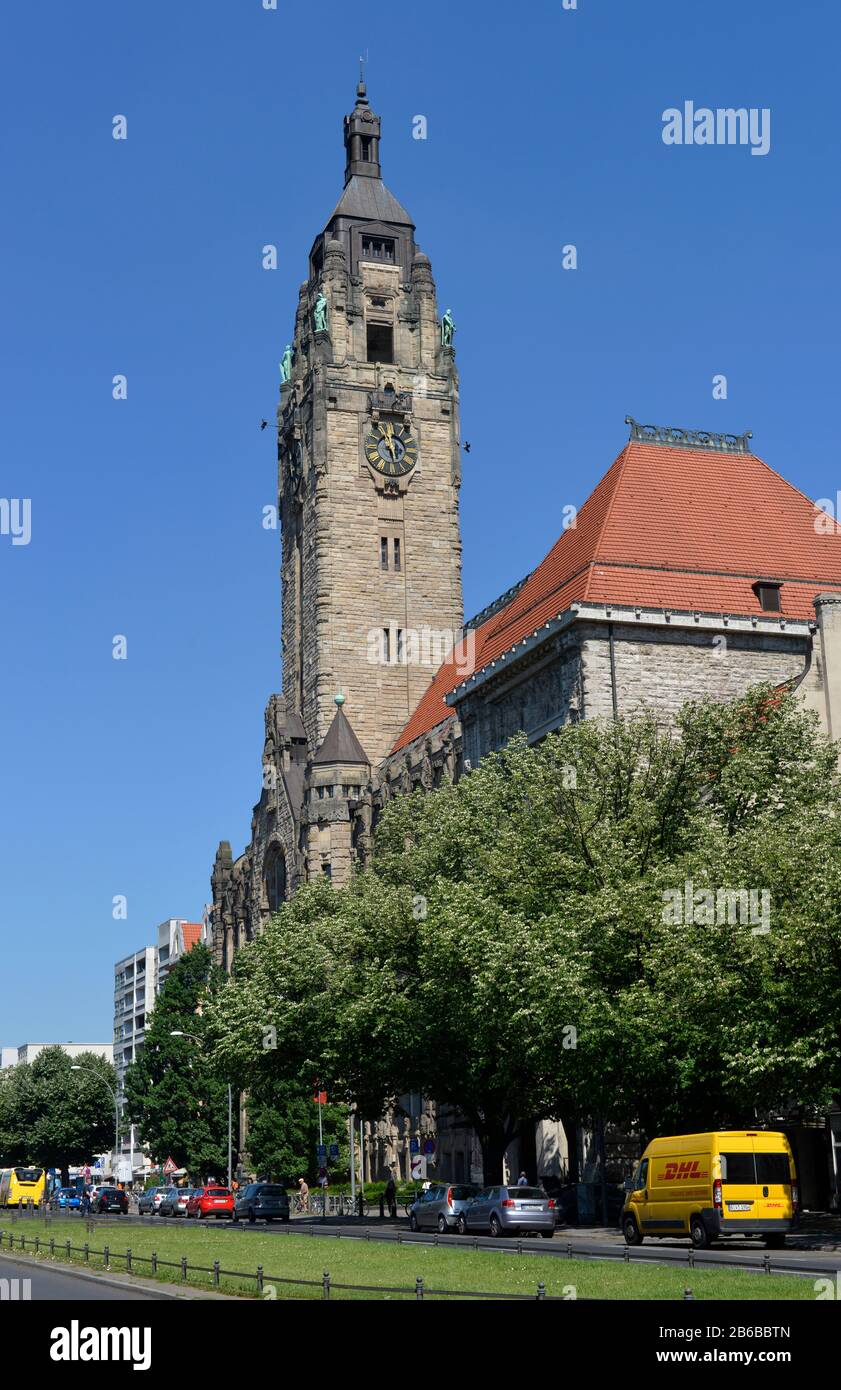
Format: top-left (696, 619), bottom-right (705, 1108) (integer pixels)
top-left (478, 1124), bottom-right (515, 1186)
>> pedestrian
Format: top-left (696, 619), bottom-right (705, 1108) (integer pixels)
top-left (298, 1177), bottom-right (309, 1213)
top-left (385, 1169), bottom-right (397, 1219)
top-left (80, 1189), bottom-right (91, 1216)
top-left (517, 1172), bottom-right (529, 1187)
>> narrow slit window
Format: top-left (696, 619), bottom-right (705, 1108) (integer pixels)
top-left (393, 537), bottom-right (401, 571)
top-left (397, 628), bottom-right (404, 664)
top-left (382, 628), bottom-right (391, 664)
top-left (380, 537), bottom-right (389, 570)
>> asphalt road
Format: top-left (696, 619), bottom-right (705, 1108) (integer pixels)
top-left (0, 1253), bottom-right (167, 1300)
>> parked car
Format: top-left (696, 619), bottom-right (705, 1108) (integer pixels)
top-left (51, 1187), bottom-right (82, 1211)
top-left (186, 1186), bottom-right (235, 1220)
top-left (408, 1183), bottom-right (479, 1233)
top-left (138, 1185), bottom-right (167, 1215)
top-left (232, 1183), bottom-right (290, 1224)
top-left (457, 1185), bottom-right (556, 1238)
top-left (159, 1187), bottom-right (194, 1217)
top-left (91, 1187), bottom-right (129, 1214)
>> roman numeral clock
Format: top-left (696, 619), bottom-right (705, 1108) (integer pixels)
top-left (364, 418), bottom-right (419, 484)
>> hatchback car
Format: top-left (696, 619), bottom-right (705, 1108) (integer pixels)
top-left (138, 1185), bottom-right (167, 1215)
top-left (187, 1186), bottom-right (235, 1220)
top-left (232, 1183), bottom-right (290, 1224)
top-left (52, 1187), bottom-right (81, 1210)
top-left (91, 1187), bottom-right (129, 1214)
top-left (457, 1185), bottom-right (556, 1238)
top-left (408, 1183), bottom-right (479, 1233)
top-left (159, 1187), bottom-right (193, 1217)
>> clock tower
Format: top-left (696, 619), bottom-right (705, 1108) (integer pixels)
top-left (278, 77), bottom-right (464, 765)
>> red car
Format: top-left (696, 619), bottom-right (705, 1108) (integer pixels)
top-left (186, 1186), bottom-right (235, 1220)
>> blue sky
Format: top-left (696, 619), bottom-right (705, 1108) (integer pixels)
top-left (2, 0), bottom-right (839, 1043)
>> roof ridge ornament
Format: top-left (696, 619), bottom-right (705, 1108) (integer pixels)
top-left (625, 416), bottom-right (753, 455)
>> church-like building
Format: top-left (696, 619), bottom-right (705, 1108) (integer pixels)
top-left (210, 82), bottom-right (841, 1195)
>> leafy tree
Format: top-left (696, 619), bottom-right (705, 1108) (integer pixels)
top-left (207, 686), bottom-right (841, 1183)
top-left (0, 1047), bottom-right (116, 1184)
top-left (124, 944), bottom-right (230, 1179)
top-left (245, 1073), bottom-right (349, 1184)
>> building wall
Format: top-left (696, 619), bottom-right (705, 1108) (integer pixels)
top-left (279, 242), bottom-right (463, 768)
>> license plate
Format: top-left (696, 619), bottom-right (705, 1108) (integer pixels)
top-left (727, 1202), bottom-right (752, 1212)
top-left (519, 1203), bottom-right (542, 1210)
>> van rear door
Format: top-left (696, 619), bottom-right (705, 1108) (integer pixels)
top-left (719, 1146), bottom-right (793, 1226)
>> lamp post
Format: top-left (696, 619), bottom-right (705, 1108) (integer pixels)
top-left (70, 1064), bottom-right (119, 1181)
top-left (170, 1031), bottom-right (233, 1188)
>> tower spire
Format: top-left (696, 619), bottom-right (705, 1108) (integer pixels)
top-left (343, 67), bottom-right (381, 183)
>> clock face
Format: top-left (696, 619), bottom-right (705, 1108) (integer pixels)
top-left (364, 422), bottom-right (418, 477)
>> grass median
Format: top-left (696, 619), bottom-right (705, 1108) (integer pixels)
top-left (0, 1217), bottom-right (816, 1301)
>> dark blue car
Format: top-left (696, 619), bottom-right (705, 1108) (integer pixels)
top-left (52, 1187), bottom-right (81, 1210)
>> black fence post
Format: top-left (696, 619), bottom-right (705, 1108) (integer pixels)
top-left (181, 1256), bottom-right (187, 1282)
top-left (50, 1237), bottom-right (55, 1257)
top-left (151, 1251), bottom-right (157, 1274)
top-left (257, 1265), bottom-right (264, 1294)
top-left (415, 1278), bottom-right (424, 1300)
top-left (213, 1260), bottom-right (220, 1288)
top-left (126, 1248), bottom-right (132, 1274)
top-left (684, 1288), bottom-right (695, 1300)
top-left (537, 1282), bottom-right (546, 1301)
top-left (322, 1270), bottom-right (331, 1300)
top-left (104, 1245), bottom-right (110, 1268)
top-left (84, 1243), bottom-right (89, 1264)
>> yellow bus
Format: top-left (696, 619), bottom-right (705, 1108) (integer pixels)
top-left (0, 1166), bottom-right (47, 1208)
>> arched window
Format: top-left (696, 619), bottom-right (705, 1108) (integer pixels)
top-left (264, 846), bottom-right (287, 914)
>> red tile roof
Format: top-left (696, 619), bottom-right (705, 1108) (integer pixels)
top-left (390, 437), bottom-right (841, 754)
top-left (180, 923), bottom-right (203, 952)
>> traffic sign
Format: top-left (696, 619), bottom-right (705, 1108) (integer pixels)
top-left (328, 1143), bottom-right (340, 1160)
top-left (163, 1157), bottom-right (177, 1175)
top-left (316, 1144), bottom-right (327, 1160)
top-left (422, 1138), bottom-right (436, 1156)
top-left (409, 1137), bottom-right (420, 1154)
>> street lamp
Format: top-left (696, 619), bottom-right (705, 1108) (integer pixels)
top-left (70, 1064), bottom-right (119, 1181)
top-left (169, 1032), bottom-right (233, 1188)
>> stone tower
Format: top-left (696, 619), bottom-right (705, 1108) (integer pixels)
top-left (278, 77), bottom-right (464, 766)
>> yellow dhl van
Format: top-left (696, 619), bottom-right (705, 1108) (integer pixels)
top-left (622, 1131), bottom-right (798, 1250)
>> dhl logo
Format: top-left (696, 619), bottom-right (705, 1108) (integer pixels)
top-left (661, 1161), bottom-right (708, 1181)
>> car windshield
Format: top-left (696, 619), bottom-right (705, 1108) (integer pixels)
top-left (256, 1186), bottom-right (286, 1196)
top-left (14, 1169), bottom-right (42, 1183)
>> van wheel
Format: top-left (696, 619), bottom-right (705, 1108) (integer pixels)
top-left (690, 1217), bottom-right (711, 1249)
top-left (765, 1234), bottom-right (786, 1249)
top-left (623, 1215), bottom-right (643, 1246)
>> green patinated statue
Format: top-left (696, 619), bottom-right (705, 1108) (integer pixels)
top-left (314, 291), bottom-right (329, 334)
top-left (279, 345), bottom-right (293, 384)
top-left (441, 308), bottom-right (455, 348)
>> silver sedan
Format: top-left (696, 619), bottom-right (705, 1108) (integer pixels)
top-left (457, 1185), bottom-right (556, 1238)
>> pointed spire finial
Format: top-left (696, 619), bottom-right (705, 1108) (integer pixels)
top-left (356, 53), bottom-right (368, 105)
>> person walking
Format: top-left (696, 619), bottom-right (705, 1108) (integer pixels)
top-left (517, 1172), bottom-right (529, 1187)
top-left (385, 1169), bottom-right (397, 1219)
top-left (297, 1177), bottom-right (310, 1213)
top-left (80, 1188), bottom-right (91, 1216)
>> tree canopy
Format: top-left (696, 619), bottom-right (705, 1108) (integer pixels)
top-left (206, 686), bottom-right (841, 1182)
top-left (0, 1046), bottom-right (116, 1183)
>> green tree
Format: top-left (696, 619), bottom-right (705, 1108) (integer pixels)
top-left (0, 1047), bottom-right (116, 1184)
top-left (124, 944), bottom-right (230, 1179)
top-left (208, 686), bottom-right (841, 1183)
top-left (245, 1073), bottom-right (349, 1184)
